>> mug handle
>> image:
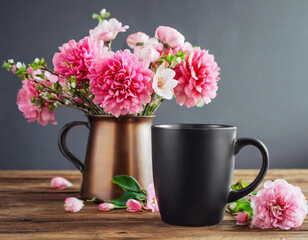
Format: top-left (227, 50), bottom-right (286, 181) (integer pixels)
top-left (227, 138), bottom-right (269, 203)
top-left (58, 121), bottom-right (90, 173)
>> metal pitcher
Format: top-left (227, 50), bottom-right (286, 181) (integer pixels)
top-left (58, 115), bottom-right (154, 201)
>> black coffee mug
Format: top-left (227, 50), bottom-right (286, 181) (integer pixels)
top-left (152, 124), bottom-right (269, 227)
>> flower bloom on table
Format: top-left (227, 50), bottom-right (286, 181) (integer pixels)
top-left (152, 63), bottom-right (178, 100)
top-left (52, 37), bottom-right (99, 84)
top-left (17, 79), bottom-right (56, 126)
top-left (250, 179), bottom-right (308, 230)
top-left (126, 199), bottom-right (143, 212)
top-left (144, 183), bottom-right (159, 212)
top-left (51, 177), bottom-right (72, 190)
top-left (236, 212), bottom-right (249, 226)
top-left (155, 26), bottom-right (185, 48)
top-left (88, 50), bottom-right (153, 117)
top-left (64, 197), bottom-right (84, 213)
top-left (99, 202), bottom-right (115, 211)
top-left (90, 18), bottom-right (129, 42)
top-left (174, 48), bottom-right (220, 108)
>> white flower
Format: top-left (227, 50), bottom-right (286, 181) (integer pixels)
top-left (16, 62), bottom-right (22, 69)
top-left (71, 82), bottom-right (76, 88)
top-left (100, 9), bottom-right (106, 16)
top-left (34, 58), bottom-right (40, 63)
top-left (8, 59), bottom-right (14, 64)
top-left (152, 64), bottom-right (178, 100)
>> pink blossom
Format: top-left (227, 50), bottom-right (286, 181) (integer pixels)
top-left (174, 49), bottom-right (220, 108)
top-left (250, 179), bottom-right (308, 230)
top-left (52, 37), bottom-right (99, 84)
top-left (88, 50), bottom-right (153, 117)
top-left (127, 32), bottom-right (149, 49)
top-left (17, 79), bottom-right (57, 126)
top-left (126, 199), bottom-right (142, 212)
top-left (99, 202), bottom-right (115, 211)
top-left (133, 38), bottom-right (162, 63)
top-left (90, 18), bottom-right (129, 42)
top-left (236, 212), bottom-right (249, 226)
top-left (144, 183), bottom-right (159, 212)
top-left (51, 177), bottom-right (72, 190)
top-left (64, 197), bottom-right (84, 213)
top-left (155, 26), bottom-right (185, 48)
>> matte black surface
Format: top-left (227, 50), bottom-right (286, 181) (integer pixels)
top-left (152, 124), bottom-right (269, 226)
top-left (1, 0), bottom-right (308, 169)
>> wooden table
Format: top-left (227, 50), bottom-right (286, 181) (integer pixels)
top-left (0, 170), bottom-right (307, 239)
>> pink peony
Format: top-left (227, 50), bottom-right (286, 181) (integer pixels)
top-left (127, 32), bottom-right (149, 49)
top-left (236, 212), bottom-right (249, 226)
top-left (144, 183), bottom-right (159, 212)
top-left (64, 197), bottom-right (84, 213)
top-left (88, 50), bottom-right (153, 117)
top-left (51, 177), bottom-right (72, 190)
top-left (99, 202), bottom-right (115, 211)
top-left (17, 79), bottom-right (57, 126)
top-left (90, 18), bottom-right (129, 42)
top-left (155, 26), bottom-right (185, 48)
top-left (52, 37), bottom-right (99, 84)
top-left (126, 199), bottom-right (142, 212)
top-left (174, 48), bottom-right (220, 108)
top-left (250, 179), bottom-right (308, 230)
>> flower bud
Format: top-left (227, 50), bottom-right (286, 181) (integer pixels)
top-left (99, 202), bottom-right (115, 211)
top-left (16, 62), bottom-right (22, 69)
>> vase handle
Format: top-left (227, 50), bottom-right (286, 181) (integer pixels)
top-left (58, 121), bottom-right (90, 172)
top-left (227, 138), bottom-right (269, 203)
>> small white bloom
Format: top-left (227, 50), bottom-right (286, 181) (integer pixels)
top-left (152, 64), bottom-right (178, 100)
top-left (229, 202), bottom-right (237, 211)
top-left (34, 58), bottom-right (40, 63)
top-left (71, 82), bottom-right (76, 88)
top-left (100, 9), bottom-right (106, 16)
top-left (8, 59), bottom-right (14, 64)
top-left (16, 62), bottom-right (22, 69)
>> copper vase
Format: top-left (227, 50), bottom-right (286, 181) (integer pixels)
top-left (58, 115), bottom-right (154, 201)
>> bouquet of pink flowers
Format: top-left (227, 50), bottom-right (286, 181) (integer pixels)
top-left (3, 8), bottom-right (220, 125)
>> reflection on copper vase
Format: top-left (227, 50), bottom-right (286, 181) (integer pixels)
top-left (58, 115), bottom-right (154, 201)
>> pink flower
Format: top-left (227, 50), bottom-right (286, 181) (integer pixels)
top-left (133, 38), bottom-right (162, 64)
top-left (174, 49), bottom-right (220, 108)
top-left (88, 50), bottom-right (153, 117)
top-left (17, 79), bottom-right (57, 126)
top-left (52, 37), bottom-right (99, 84)
top-left (99, 202), bottom-right (115, 211)
top-left (127, 32), bottom-right (149, 49)
top-left (90, 18), bottom-right (129, 42)
top-left (64, 197), bottom-right (84, 213)
top-left (51, 177), bottom-right (72, 190)
top-left (144, 183), bottom-right (159, 212)
top-left (155, 26), bottom-right (185, 48)
top-left (250, 179), bottom-right (308, 230)
top-left (126, 199), bottom-right (142, 212)
top-left (236, 212), bottom-right (249, 225)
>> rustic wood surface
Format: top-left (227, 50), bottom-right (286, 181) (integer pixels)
top-left (0, 170), bottom-right (307, 239)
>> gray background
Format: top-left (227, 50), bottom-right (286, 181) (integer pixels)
top-left (1, 0), bottom-right (308, 170)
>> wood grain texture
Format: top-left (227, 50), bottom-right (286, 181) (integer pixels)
top-left (0, 170), bottom-right (307, 239)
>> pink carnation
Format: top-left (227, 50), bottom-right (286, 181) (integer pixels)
top-left (17, 79), bottom-right (56, 126)
top-left (155, 26), bottom-right (185, 48)
top-left (126, 199), bottom-right (142, 212)
top-left (174, 49), bottom-right (220, 108)
top-left (250, 179), bottom-right (308, 230)
top-left (88, 50), bottom-right (153, 117)
top-left (90, 18), bottom-right (129, 42)
top-left (52, 37), bottom-right (99, 84)
top-left (51, 177), bottom-right (72, 190)
top-left (127, 32), bottom-right (149, 49)
top-left (144, 183), bottom-right (159, 212)
top-left (64, 197), bottom-right (84, 213)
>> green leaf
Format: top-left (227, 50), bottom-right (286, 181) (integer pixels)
top-left (35, 74), bottom-right (44, 79)
top-left (196, 98), bottom-right (204, 107)
top-left (112, 175), bottom-right (142, 192)
top-left (92, 13), bottom-right (101, 19)
top-left (231, 180), bottom-right (249, 190)
top-left (108, 191), bottom-right (145, 206)
top-left (2, 62), bottom-right (11, 71)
